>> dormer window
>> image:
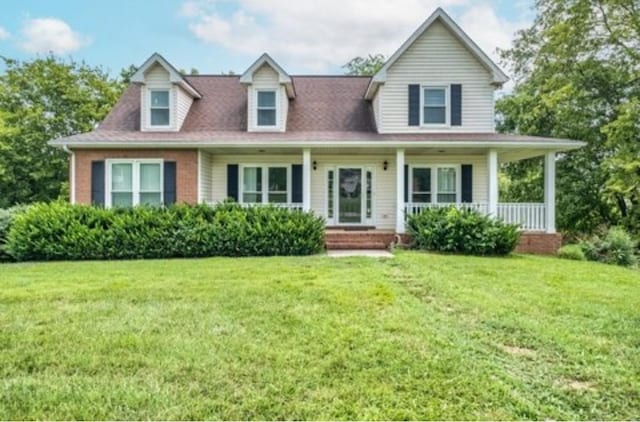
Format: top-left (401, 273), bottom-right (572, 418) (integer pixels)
top-left (150, 89), bottom-right (170, 127)
top-left (422, 86), bottom-right (448, 125)
top-left (257, 90), bottom-right (277, 127)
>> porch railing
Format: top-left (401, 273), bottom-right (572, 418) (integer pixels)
top-left (404, 202), bottom-right (547, 232)
top-left (207, 202), bottom-right (304, 211)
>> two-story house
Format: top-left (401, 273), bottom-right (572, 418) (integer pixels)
top-left (51, 8), bottom-right (584, 253)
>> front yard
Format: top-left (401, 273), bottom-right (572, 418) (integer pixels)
top-left (0, 252), bottom-right (638, 420)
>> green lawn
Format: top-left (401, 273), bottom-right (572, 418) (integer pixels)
top-left (0, 252), bottom-right (638, 420)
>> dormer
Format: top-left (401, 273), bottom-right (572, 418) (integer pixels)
top-left (240, 53), bottom-right (295, 132)
top-left (364, 8), bottom-right (509, 134)
top-left (130, 53), bottom-right (202, 132)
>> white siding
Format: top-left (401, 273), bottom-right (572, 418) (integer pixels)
top-left (247, 64), bottom-right (288, 132)
top-left (206, 152), bottom-right (486, 230)
top-left (199, 150), bottom-right (213, 202)
top-left (376, 20), bottom-right (495, 133)
top-left (372, 89), bottom-right (382, 130)
top-left (176, 85), bottom-right (193, 130)
top-left (140, 63), bottom-right (193, 131)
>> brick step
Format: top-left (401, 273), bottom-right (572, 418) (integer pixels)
top-left (325, 241), bottom-right (388, 250)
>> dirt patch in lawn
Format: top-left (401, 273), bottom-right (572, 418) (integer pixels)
top-left (500, 344), bottom-right (537, 358)
top-left (557, 379), bottom-right (596, 392)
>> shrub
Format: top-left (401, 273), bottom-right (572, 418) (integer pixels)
top-left (557, 244), bottom-right (586, 261)
top-left (5, 202), bottom-right (325, 261)
top-left (407, 207), bottom-right (520, 256)
top-left (579, 227), bottom-right (637, 267)
top-left (0, 205), bottom-right (28, 262)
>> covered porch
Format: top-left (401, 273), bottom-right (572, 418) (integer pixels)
top-left (198, 144), bottom-right (561, 235)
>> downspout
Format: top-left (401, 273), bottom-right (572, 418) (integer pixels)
top-left (62, 144), bottom-right (76, 204)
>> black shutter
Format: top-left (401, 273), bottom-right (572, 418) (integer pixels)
top-left (91, 160), bottom-right (105, 206)
top-left (461, 164), bottom-right (473, 203)
top-left (163, 161), bottom-right (177, 205)
top-left (408, 84), bottom-right (420, 126)
top-left (291, 164), bottom-right (303, 203)
top-left (227, 164), bottom-right (239, 201)
top-left (404, 164), bottom-right (409, 202)
top-left (451, 84), bottom-right (462, 126)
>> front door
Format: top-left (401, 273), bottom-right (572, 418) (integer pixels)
top-left (338, 168), bottom-right (362, 224)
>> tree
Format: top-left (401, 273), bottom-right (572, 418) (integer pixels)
top-left (496, 0), bottom-right (640, 235)
top-left (342, 54), bottom-right (386, 76)
top-left (0, 55), bottom-right (123, 207)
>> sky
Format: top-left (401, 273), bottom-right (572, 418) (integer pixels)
top-left (0, 0), bottom-right (534, 77)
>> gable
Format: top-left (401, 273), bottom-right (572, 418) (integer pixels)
top-left (389, 20), bottom-right (491, 79)
top-left (144, 63), bottom-right (170, 85)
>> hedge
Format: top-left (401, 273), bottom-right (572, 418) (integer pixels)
top-left (407, 206), bottom-right (520, 256)
top-left (5, 202), bottom-right (325, 261)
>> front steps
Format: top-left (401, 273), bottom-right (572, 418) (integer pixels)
top-left (325, 230), bottom-right (396, 250)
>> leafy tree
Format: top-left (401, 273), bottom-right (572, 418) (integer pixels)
top-left (496, 0), bottom-right (640, 235)
top-left (0, 55), bottom-right (122, 207)
top-left (343, 54), bottom-right (386, 76)
top-left (119, 64), bottom-right (138, 85)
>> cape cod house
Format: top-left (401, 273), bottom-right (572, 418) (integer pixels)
top-left (50, 8), bottom-right (584, 253)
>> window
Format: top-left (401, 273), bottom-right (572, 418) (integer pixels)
top-left (241, 165), bottom-right (289, 203)
top-left (108, 160), bottom-right (163, 207)
top-left (410, 166), bottom-right (459, 204)
top-left (150, 90), bottom-right (170, 126)
top-left (257, 90), bottom-right (277, 126)
top-left (411, 168), bottom-right (431, 203)
top-left (437, 167), bottom-right (457, 203)
top-left (422, 87), bottom-right (447, 125)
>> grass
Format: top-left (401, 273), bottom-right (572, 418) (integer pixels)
top-left (0, 251), bottom-right (638, 420)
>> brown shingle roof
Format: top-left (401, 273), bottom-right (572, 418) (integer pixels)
top-left (100, 75), bottom-right (375, 133)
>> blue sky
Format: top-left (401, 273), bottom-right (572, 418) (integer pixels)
top-left (0, 0), bottom-right (533, 77)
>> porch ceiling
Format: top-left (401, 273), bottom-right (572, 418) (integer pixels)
top-left (199, 146), bottom-right (493, 155)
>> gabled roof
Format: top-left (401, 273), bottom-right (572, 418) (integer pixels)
top-left (130, 53), bottom-right (202, 98)
top-left (364, 7), bottom-right (509, 99)
top-left (240, 53), bottom-right (296, 98)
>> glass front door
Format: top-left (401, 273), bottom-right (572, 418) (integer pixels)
top-left (338, 168), bottom-right (362, 224)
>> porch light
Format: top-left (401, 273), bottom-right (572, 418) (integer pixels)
top-left (313, 160), bottom-right (317, 170)
top-left (383, 160), bottom-right (388, 171)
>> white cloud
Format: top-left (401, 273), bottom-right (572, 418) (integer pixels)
top-left (20, 18), bottom-right (90, 54)
top-left (0, 26), bottom-right (9, 40)
top-left (181, 0), bottom-right (530, 73)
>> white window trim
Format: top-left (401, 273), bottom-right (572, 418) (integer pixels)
top-left (105, 159), bottom-right (164, 207)
top-left (409, 164), bottom-right (461, 204)
top-left (255, 89), bottom-right (279, 128)
top-left (239, 164), bottom-right (291, 204)
top-left (148, 88), bottom-right (172, 129)
top-left (420, 85), bottom-right (449, 127)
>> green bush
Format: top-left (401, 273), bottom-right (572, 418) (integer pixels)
top-left (407, 207), bottom-right (520, 256)
top-left (557, 244), bottom-right (586, 261)
top-left (5, 202), bottom-right (325, 261)
top-left (0, 205), bottom-right (28, 262)
top-left (579, 227), bottom-right (637, 267)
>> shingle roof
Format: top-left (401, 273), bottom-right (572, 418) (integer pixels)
top-left (99, 75), bottom-right (375, 133)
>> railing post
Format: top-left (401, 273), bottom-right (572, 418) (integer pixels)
top-left (544, 152), bottom-right (556, 233)
top-left (302, 148), bottom-right (311, 212)
top-left (396, 149), bottom-right (405, 234)
top-left (487, 149), bottom-right (499, 216)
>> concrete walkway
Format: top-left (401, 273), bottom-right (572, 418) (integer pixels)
top-left (326, 249), bottom-right (394, 258)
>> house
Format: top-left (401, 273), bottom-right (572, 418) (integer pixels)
top-left (50, 8), bottom-right (583, 254)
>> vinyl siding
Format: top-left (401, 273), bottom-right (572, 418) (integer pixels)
top-left (198, 150), bottom-right (213, 202)
top-left (247, 64), bottom-right (288, 132)
top-left (176, 85), bottom-right (193, 130)
top-left (377, 20), bottom-right (495, 133)
top-left (205, 152), bottom-right (487, 229)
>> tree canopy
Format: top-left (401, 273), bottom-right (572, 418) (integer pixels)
top-left (342, 54), bottom-right (386, 76)
top-left (0, 56), bottom-right (123, 207)
top-left (496, 0), bottom-right (640, 235)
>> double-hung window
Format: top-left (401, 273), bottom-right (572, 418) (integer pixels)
top-left (150, 90), bottom-right (170, 126)
top-left (108, 160), bottom-right (163, 207)
top-left (422, 87), bottom-right (447, 125)
top-left (410, 165), bottom-right (459, 203)
top-left (256, 90), bottom-right (277, 127)
top-left (241, 165), bottom-right (289, 204)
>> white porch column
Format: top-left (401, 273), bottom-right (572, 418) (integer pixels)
top-left (396, 148), bottom-right (405, 234)
top-left (544, 152), bottom-right (556, 233)
top-left (302, 148), bottom-right (311, 211)
top-left (487, 149), bottom-right (499, 216)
